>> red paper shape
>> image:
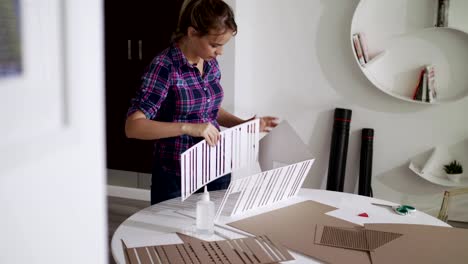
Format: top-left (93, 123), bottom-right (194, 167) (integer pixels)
top-left (358, 212), bottom-right (369, 217)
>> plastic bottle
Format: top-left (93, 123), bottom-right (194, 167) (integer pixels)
top-left (196, 186), bottom-right (215, 235)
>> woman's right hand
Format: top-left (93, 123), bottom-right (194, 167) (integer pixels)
top-left (181, 123), bottom-right (220, 146)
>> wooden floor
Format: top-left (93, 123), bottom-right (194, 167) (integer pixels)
top-left (107, 196), bottom-right (149, 264)
top-left (449, 220), bottom-right (468, 229)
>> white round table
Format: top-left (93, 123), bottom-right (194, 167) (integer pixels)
top-left (111, 188), bottom-right (449, 263)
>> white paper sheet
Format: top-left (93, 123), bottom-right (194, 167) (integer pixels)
top-left (181, 119), bottom-right (260, 200)
top-left (258, 121), bottom-right (312, 172)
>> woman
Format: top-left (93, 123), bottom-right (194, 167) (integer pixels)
top-left (125, 0), bottom-right (278, 204)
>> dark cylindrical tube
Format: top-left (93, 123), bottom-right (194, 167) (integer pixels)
top-left (358, 128), bottom-right (374, 197)
top-left (326, 108), bottom-right (352, 192)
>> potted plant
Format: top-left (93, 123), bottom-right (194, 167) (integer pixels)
top-left (443, 160), bottom-right (464, 182)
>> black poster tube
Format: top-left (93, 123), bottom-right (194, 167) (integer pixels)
top-left (358, 128), bottom-right (374, 197)
top-left (326, 108), bottom-right (352, 192)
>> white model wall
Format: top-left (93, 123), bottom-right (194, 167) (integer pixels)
top-left (231, 0), bottom-right (468, 211)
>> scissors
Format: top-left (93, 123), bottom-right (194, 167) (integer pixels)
top-left (371, 203), bottom-right (416, 216)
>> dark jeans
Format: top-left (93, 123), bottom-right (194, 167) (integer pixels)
top-left (151, 165), bottom-right (231, 205)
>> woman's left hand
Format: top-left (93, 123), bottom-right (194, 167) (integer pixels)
top-left (248, 116), bottom-right (279, 132)
top-left (259, 116), bottom-right (279, 132)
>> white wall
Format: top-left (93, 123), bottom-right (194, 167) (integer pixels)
top-left (231, 0), bottom-right (468, 212)
top-left (0, 1), bottom-right (106, 263)
top-left (218, 0), bottom-right (237, 113)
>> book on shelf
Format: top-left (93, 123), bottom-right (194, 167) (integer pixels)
top-left (412, 65), bottom-right (437, 103)
top-left (352, 34), bottom-right (365, 66)
top-left (422, 71), bottom-right (428, 102)
top-left (412, 69), bottom-right (425, 101)
top-left (435, 0), bottom-right (450, 27)
top-left (358, 33), bottom-right (369, 63)
top-left (426, 65), bottom-right (437, 103)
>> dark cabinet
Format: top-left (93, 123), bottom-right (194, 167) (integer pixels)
top-left (104, 1), bottom-right (184, 173)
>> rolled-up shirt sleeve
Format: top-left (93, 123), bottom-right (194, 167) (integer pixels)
top-left (127, 59), bottom-right (171, 119)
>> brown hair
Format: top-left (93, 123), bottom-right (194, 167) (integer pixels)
top-left (173, 0), bottom-right (237, 41)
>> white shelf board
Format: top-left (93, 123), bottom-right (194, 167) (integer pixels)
top-left (351, 0), bottom-right (468, 104)
top-left (352, 0), bottom-right (436, 58)
top-left (361, 64), bottom-right (439, 105)
top-left (408, 140), bottom-right (468, 187)
top-left (361, 51), bottom-right (386, 68)
top-left (409, 162), bottom-right (468, 187)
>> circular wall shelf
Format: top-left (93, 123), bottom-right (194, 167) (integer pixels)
top-left (351, 0), bottom-right (468, 104)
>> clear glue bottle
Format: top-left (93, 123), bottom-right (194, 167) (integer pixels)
top-left (196, 186), bottom-right (214, 235)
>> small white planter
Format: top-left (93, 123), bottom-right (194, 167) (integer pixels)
top-left (447, 173), bottom-right (464, 183)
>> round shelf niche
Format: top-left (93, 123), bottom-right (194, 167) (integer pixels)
top-left (351, 0), bottom-right (468, 104)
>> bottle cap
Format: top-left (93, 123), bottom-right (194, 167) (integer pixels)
top-left (201, 186), bottom-right (210, 202)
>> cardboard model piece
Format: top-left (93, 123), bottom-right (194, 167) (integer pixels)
top-left (122, 235), bottom-right (295, 264)
top-left (228, 200), bottom-right (468, 264)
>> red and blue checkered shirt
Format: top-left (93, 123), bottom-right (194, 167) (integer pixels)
top-left (127, 43), bottom-right (224, 176)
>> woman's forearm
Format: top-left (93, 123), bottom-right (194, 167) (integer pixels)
top-left (125, 110), bottom-right (221, 146)
top-left (216, 107), bottom-right (247, 128)
top-left (125, 117), bottom-right (185, 140)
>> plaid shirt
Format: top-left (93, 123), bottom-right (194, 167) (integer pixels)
top-left (127, 43), bottom-right (224, 176)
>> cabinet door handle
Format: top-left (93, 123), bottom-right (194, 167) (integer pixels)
top-left (127, 40), bottom-right (132, 60)
top-left (138, 40), bottom-right (143, 60)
